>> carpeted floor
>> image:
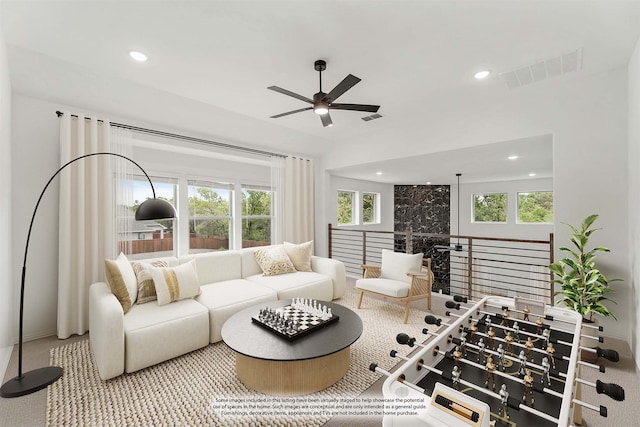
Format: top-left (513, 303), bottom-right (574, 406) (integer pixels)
top-left (46, 290), bottom-right (436, 426)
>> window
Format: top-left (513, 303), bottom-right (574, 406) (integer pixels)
top-left (518, 191), bottom-right (553, 223)
top-left (473, 193), bottom-right (507, 223)
top-left (119, 176), bottom-right (177, 260)
top-left (188, 180), bottom-right (233, 253)
top-left (362, 192), bottom-right (379, 224)
top-left (242, 185), bottom-right (272, 246)
top-left (337, 191), bottom-right (356, 225)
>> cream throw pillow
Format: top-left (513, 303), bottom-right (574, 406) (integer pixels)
top-left (132, 260), bottom-right (168, 304)
top-left (149, 260), bottom-right (201, 306)
top-left (104, 252), bottom-right (138, 313)
top-left (283, 241), bottom-right (313, 272)
top-left (379, 249), bottom-right (423, 284)
top-left (254, 246), bottom-right (296, 276)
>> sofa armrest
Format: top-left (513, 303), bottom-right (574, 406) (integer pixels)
top-left (89, 282), bottom-right (125, 380)
top-left (310, 256), bottom-right (346, 299)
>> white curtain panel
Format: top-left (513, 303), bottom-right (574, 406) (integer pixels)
top-left (111, 127), bottom-right (135, 255)
top-left (284, 156), bottom-right (314, 243)
top-left (270, 156), bottom-right (286, 244)
top-left (58, 113), bottom-right (114, 338)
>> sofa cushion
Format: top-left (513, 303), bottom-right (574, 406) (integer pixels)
top-left (196, 279), bottom-right (277, 342)
top-left (149, 260), bottom-right (201, 306)
top-left (240, 246), bottom-right (268, 278)
top-left (123, 298), bottom-right (209, 373)
top-left (245, 271), bottom-right (333, 301)
top-left (104, 252), bottom-right (138, 313)
top-left (284, 241), bottom-right (313, 272)
top-left (355, 277), bottom-right (410, 298)
top-left (179, 251), bottom-right (242, 285)
top-left (254, 246), bottom-right (296, 276)
top-left (132, 260), bottom-right (168, 304)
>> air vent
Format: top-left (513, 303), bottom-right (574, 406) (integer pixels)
top-left (500, 48), bottom-right (583, 90)
top-left (362, 113), bottom-right (383, 122)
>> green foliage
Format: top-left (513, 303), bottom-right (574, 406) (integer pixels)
top-left (337, 192), bottom-right (354, 225)
top-left (550, 214), bottom-right (619, 320)
top-left (518, 192), bottom-right (553, 223)
top-left (242, 190), bottom-right (272, 243)
top-left (189, 187), bottom-right (230, 237)
top-left (363, 193), bottom-right (375, 223)
top-left (473, 193), bottom-right (507, 222)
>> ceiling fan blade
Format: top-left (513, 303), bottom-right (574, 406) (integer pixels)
top-left (320, 112), bottom-right (333, 127)
top-left (270, 107), bottom-right (313, 118)
top-left (330, 103), bottom-right (380, 113)
top-left (324, 74), bottom-right (361, 102)
top-left (267, 86), bottom-right (313, 104)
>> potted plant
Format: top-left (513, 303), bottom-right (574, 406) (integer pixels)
top-left (549, 214), bottom-right (619, 322)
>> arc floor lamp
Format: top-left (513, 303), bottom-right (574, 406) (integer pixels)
top-left (1, 152), bottom-right (176, 398)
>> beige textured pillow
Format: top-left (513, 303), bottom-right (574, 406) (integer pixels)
top-left (283, 241), bottom-right (313, 272)
top-left (132, 260), bottom-right (168, 304)
top-left (149, 260), bottom-right (201, 306)
top-left (104, 252), bottom-right (138, 313)
top-left (254, 246), bottom-right (296, 276)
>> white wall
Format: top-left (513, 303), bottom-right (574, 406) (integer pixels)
top-left (0, 17), bottom-right (14, 375)
top-left (322, 68), bottom-right (630, 341)
top-left (628, 36), bottom-right (640, 368)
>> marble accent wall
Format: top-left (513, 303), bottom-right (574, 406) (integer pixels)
top-left (394, 185), bottom-right (452, 293)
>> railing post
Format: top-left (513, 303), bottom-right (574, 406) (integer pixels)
top-left (406, 227), bottom-right (412, 254)
top-left (362, 231), bottom-right (367, 266)
top-left (328, 223), bottom-right (333, 259)
top-left (467, 238), bottom-right (473, 300)
top-left (549, 232), bottom-right (554, 305)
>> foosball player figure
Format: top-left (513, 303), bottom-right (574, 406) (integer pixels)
top-left (486, 327), bottom-right (496, 350)
top-left (485, 314), bottom-right (492, 332)
top-left (451, 365), bottom-right (461, 389)
top-left (469, 321), bottom-right (478, 344)
top-left (546, 342), bottom-right (556, 369)
top-left (496, 343), bottom-right (506, 371)
top-left (453, 345), bottom-right (463, 369)
top-left (524, 336), bottom-right (534, 360)
top-left (541, 356), bottom-right (552, 386)
top-left (504, 330), bottom-right (514, 353)
top-left (518, 350), bottom-right (528, 377)
top-left (500, 308), bottom-right (510, 327)
top-left (485, 356), bottom-right (496, 391)
top-left (541, 328), bottom-right (550, 349)
top-left (523, 369), bottom-right (535, 407)
top-left (460, 331), bottom-right (468, 357)
top-left (523, 305), bottom-right (530, 322)
top-left (498, 384), bottom-right (509, 419)
top-left (477, 338), bottom-right (486, 363)
top-left (536, 316), bottom-right (544, 335)
top-left (512, 321), bottom-right (520, 340)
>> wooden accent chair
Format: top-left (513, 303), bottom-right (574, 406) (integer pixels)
top-left (355, 249), bottom-right (434, 323)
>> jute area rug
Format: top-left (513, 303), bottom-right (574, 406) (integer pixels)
top-left (47, 291), bottom-right (435, 426)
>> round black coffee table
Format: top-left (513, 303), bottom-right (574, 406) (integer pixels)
top-left (221, 299), bottom-right (363, 395)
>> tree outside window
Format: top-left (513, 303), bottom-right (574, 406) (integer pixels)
top-left (188, 182), bottom-right (232, 253)
top-left (473, 193), bottom-right (507, 223)
top-left (337, 191), bottom-right (356, 225)
top-left (242, 187), bottom-right (272, 246)
top-left (518, 191), bottom-right (553, 223)
top-left (362, 192), bottom-right (378, 224)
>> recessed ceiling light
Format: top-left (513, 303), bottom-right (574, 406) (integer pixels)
top-left (129, 51), bottom-right (148, 62)
top-left (474, 70), bottom-right (491, 80)
top-left (426, 181), bottom-right (432, 185)
top-left (376, 172), bottom-right (383, 176)
top-left (529, 173), bottom-right (536, 177)
top-left (508, 155), bottom-right (518, 160)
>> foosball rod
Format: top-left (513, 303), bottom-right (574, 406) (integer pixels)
top-left (464, 328), bottom-right (552, 360)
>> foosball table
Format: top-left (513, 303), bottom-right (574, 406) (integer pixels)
top-left (369, 295), bottom-right (625, 427)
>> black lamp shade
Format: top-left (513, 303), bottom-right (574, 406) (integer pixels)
top-left (135, 198), bottom-right (176, 221)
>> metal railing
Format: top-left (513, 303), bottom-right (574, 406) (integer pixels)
top-left (328, 224), bottom-right (554, 304)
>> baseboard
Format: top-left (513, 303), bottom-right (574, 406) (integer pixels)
top-left (0, 344), bottom-right (12, 381)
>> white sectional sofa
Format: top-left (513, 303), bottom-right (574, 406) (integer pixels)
top-left (89, 245), bottom-right (346, 380)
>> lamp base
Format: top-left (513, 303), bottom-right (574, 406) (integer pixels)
top-left (0, 366), bottom-right (63, 398)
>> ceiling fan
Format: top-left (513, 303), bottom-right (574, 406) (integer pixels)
top-left (267, 59), bottom-right (380, 127)
top-left (435, 173), bottom-right (464, 252)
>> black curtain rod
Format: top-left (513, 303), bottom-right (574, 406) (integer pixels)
top-left (55, 111), bottom-right (287, 158)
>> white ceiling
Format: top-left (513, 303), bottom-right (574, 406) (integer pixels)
top-left (1, 0), bottom-right (639, 185)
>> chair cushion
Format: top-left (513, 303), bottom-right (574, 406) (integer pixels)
top-left (380, 249), bottom-right (423, 284)
top-left (355, 278), bottom-right (410, 298)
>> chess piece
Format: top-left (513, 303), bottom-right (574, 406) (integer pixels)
top-left (451, 365), bottom-right (461, 389)
top-left (523, 369), bottom-right (535, 406)
top-left (523, 305), bottom-right (530, 322)
top-left (486, 327), bottom-right (496, 350)
top-left (477, 338), bottom-right (486, 363)
top-left (500, 308), bottom-right (510, 327)
top-left (504, 330), bottom-right (514, 353)
top-left (546, 342), bottom-right (556, 369)
top-left (512, 321), bottom-right (520, 340)
top-left (518, 350), bottom-right (527, 377)
top-left (485, 356), bottom-right (496, 391)
top-left (536, 316), bottom-right (544, 335)
top-left (525, 336), bottom-right (534, 360)
top-left (497, 343), bottom-right (506, 371)
top-left (453, 346), bottom-right (463, 369)
top-left (499, 384), bottom-right (509, 419)
top-left (541, 356), bottom-right (551, 386)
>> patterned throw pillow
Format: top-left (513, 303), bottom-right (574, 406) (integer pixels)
top-left (283, 241), bottom-right (313, 272)
top-left (148, 260), bottom-right (201, 306)
top-left (254, 246), bottom-right (296, 276)
top-left (132, 260), bottom-right (168, 304)
top-left (104, 252), bottom-right (138, 313)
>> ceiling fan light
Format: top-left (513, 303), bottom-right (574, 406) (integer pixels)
top-left (314, 105), bottom-right (329, 115)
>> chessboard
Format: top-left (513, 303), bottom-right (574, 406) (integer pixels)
top-left (251, 299), bottom-right (340, 341)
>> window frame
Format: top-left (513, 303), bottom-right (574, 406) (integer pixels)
top-left (472, 192), bottom-right (508, 224)
top-left (241, 184), bottom-right (273, 246)
top-left (516, 190), bottom-right (554, 224)
top-left (187, 180), bottom-right (235, 254)
top-left (362, 192), bottom-right (380, 225)
top-left (337, 190), bottom-right (358, 226)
